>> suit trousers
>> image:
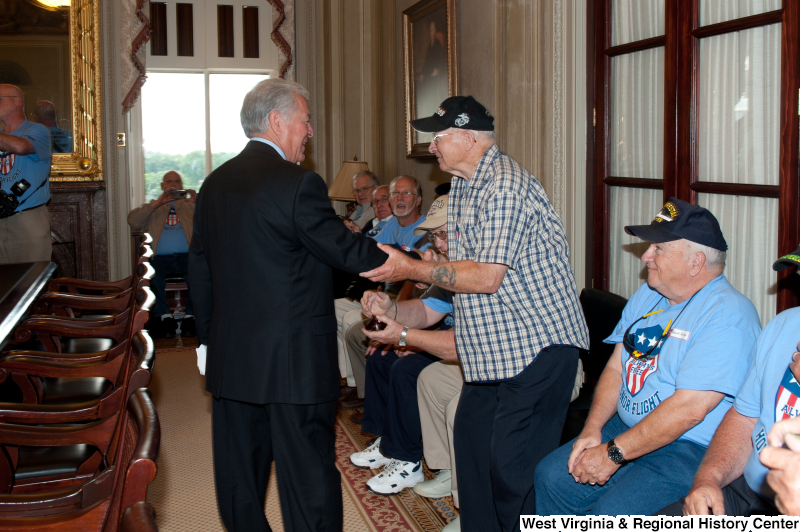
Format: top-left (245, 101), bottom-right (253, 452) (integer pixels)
top-left (345, 318), bottom-right (370, 398)
top-left (454, 345), bottom-right (579, 532)
top-left (417, 361), bottom-right (463, 507)
top-left (212, 397), bottom-right (342, 532)
top-left (0, 205), bottom-right (51, 265)
top-left (362, 350), bottom-right (439, 463)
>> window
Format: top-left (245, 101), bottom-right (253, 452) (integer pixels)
top-left (591, 0), bottom-right (800, 323)
top-left (141, 71), bottom-right (270, 201)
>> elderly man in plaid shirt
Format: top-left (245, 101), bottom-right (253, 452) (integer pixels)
top-left (361, 95), bottom-right (589, 531)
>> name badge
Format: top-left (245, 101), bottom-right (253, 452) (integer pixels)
top-left (669, 328), bottom-right (690, 341)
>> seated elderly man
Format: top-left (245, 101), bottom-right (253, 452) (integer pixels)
top-left (659, 246), bottom-right (800, 516)
top-left (534, 198), bottom-right (762, 516)
top-left (349, 196), bottom-right (454, 496)
top-left (343, 170), bottom-right (379, 232)
top-left (762, 387), bottom-right (800, 516)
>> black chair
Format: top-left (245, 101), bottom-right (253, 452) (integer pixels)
top-left (560, 288), bottom-right (628, 444)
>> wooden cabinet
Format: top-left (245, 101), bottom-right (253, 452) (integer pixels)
top-left (48, 183), bottom-right (108, 281)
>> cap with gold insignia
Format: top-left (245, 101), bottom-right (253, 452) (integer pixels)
top-left (624, 197), bottom-right (728, 252)
top-left (410, 96), bottom-right (494, 133)
top-left (773, 244), bottom-right (800, 272)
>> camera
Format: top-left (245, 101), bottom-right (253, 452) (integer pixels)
top-left (169, 190), bottom-right (188, 200)
top-left (0, 179), bottom-right (31, 219)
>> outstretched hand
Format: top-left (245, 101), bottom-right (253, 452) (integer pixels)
top-left (361, 243), bottom-right (418, 283)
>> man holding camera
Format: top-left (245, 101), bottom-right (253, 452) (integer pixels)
top-left (127, 170), bottom-right (197, 338)
top-left (0, 84), bottom-right (53, 265)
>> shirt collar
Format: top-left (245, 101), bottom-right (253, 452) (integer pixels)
top-left (468, 144), bottom-right (501, 188)
top-left (250, 137), bottom-right (286, 160)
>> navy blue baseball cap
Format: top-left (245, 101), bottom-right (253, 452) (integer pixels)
top-left (773, 244), bottom-right (800, 272)
top-left (410, 96), bottom-right (495, 133)
top-left (624, 198), bottom-right (728, 252)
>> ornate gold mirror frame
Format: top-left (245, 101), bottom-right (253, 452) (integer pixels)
top-left (50, 0), bottom-right (102, 182)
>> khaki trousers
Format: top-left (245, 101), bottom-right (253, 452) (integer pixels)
top-left (345, 318), bottom-right (369, 398)
top-left (335, 298), bottom-right (362, 386)
top-left (0, 205), bottom-right (52, 264)
top-left (417, 361), bottom-right (463, 507)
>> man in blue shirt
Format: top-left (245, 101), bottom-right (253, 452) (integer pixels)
top-left (660, 246), bottom-right (800, 516)
top-left (534, 198), bottom-right (761, 516)
top-left (0, 84), bottom-right (53, 265)
top-left (128, 170), bottom-right (197, 338)
top-left (33, 100), bottom-right (72, 153)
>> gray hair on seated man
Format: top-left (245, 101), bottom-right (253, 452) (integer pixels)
top-left (352, 170), bottom-right (379, 188)
top-left (685, 240), bottom-right (726, 272)
top-left (240, 79), bottom-right (310, 137)
top-left (389, 175), bottom-right (423, 201)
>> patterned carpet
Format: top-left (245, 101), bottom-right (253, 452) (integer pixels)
top-left (146, 341), bottom-right (458, 531)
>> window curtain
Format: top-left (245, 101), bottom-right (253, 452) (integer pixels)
top-left (121, 0), bottom-right (151, 114)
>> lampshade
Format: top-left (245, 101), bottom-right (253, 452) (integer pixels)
top-left (328, 157), bottom-right (370, 202)
top-left (30, 0), bottom-right (70, 9)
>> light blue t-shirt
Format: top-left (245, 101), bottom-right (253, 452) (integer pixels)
top-left (366, 216), bottom-right (393, 238)
top-left (373, 215), bottom-right (430, 251)
top-left (605, 275), bottom-right (761, 447)
top-left (735, 307), bottom-right (800, 499)
top-left (0, 120), bottom-right (52, 211)
top-left (156, 202), bottom-right (189, 255)
top-left (422, 285), bottom-right (455, 329)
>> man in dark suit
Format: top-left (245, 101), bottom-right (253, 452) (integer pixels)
top-left (188, 78), bottom-right (387, 532)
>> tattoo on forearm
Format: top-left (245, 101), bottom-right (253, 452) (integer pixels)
top-left (430, 264), bottom-right (457, 287)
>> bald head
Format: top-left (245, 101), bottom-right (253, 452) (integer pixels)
top-left (33, 100), bottom-right (57, 126)
top-left (0, 84), bottom-right (25, 128)
top-left (161, 171), bottom-right (183, 193)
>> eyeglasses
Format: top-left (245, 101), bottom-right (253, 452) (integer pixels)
top-left (427, 230), bottom-right (447, 242)
top-left (0, 95), bottom-right (20, 101)
top-left (432, 133), bottom-right (457, 145)
top-left (390, 191), bottom-right (417, 199)
top-left (622, 309), bottom-right (670, 359)
top-left (370, 195), bottom-right (390, 207)
top-left (353, 185), bottom-right (376, 194)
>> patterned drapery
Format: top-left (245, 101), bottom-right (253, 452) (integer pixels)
top-left (121, 0), bottom-right (151, 114)
top-left (267, 0), bottom-right (295, 80)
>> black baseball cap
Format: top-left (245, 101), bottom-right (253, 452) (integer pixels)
top-left (624, 197), bottom-right (728, 252)
top-left (773, 244), bottom-right (800, 272)
top-left (409, 96), bottom-right (495, 133)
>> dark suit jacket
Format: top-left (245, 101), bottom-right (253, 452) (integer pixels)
top-left (188, 141), bottom-right (386, 404)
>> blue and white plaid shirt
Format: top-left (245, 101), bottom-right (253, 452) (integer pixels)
top-left (449, 144), bottom-right (589, 382)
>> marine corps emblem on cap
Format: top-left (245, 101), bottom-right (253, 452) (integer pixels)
top-left (653, 202), bottom-right (680, 224)
top-left (454, 113), bottom-right (470, 127)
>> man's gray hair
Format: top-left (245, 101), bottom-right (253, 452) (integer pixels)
top-left (472, 129), bottom-right (497, 143)
top-left (352, 170), bottom-right (379, 187)
top-left (240, 78), bottom-right (310, 137)
top-left (389, 175), bottom-right (423, 202)
top-left (685, 240), bottom-right (726, 273)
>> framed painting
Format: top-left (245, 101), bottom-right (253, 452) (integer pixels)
top-left (403, 0), bottom-right (458, 158)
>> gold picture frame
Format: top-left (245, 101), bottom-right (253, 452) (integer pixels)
top-left (402, 0), bottom-right (458, 158)
top-left (49, 0), bottom-right (103, 182)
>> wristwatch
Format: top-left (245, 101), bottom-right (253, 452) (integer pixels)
top-left (398, 326), bottom-right (410, 347)
top-left (607, 439), bottom-right (628, 466)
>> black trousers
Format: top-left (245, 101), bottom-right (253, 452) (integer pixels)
top-left (454, 345), bottom-right (579, 532)
top-left (657, 475), bottom-right (778, 516)
top-left (212, 397), bottom-right (342, 532)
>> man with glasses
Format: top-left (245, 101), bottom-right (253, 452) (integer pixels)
top-left (534, 198), bottom-right (761, 516)
top-left (0, 84), bottom-right (53, 265)
top-left (371, 175), bottom-right (428, 250)
top-left (655, 247), bottom-right (800, 517)
top-left (365, 185), bottom-right (393, 238)
top-left (343, 170), bottom-right (378, 232)
top-left (348, 196), bottom-right (456, 496)
top-left (361, 95), bottom-right (588, 531)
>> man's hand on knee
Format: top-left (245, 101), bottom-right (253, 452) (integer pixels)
top-left (683, 482), bottom-right (725, 515)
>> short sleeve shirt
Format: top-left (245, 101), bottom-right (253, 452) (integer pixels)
top-left (373, 215), bottom-right (430, 251)
top-left (734, 307), bottom-right (800, 498)
top-left (605, 276), bottom-right (761, 447)
top-left (422, 285), bottom-right (455, 328)
top-left (0, 120), bottom-right (52, 211)
top-left (449, 144), bottom-right (589, 382)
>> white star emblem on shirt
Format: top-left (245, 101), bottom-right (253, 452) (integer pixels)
top-left (637, 332), bottom-right (647, 345)
top-left (648, 336), bottom-right (658, 347)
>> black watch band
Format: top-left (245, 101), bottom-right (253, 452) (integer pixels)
top-left (607, 438), bottom-right (628, 466)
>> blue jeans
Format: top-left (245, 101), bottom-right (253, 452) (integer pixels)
top-left (534, 414), bottom-right (707, 516)
top-left (362, 350), bottom-right (438, 463)
top-left (150, 253), bottom-right (193, 318)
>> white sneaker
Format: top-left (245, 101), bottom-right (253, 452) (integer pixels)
top-left (366, 459), bottom-right (424, 495)
top-left (350, 437), bottom-right (390, 469)
top-left (442, 515), bottom-right (461, 531)
top-left (412, 469), bottom-right (452, 498)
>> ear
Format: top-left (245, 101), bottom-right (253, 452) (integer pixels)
top-left (268, 109), bottom-right (284, 134)
top-left (689, 251), bottom-right (707, 277)
top-left (460, 131), bottom-right (478, 151)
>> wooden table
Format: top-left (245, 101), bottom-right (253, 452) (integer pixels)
top-left (0, 262), bottom-right (56, 351)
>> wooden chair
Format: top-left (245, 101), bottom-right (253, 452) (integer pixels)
top-left (121, 502), bottom-right (158, 532)
top-left (0, 389), bottom-right (160, 531)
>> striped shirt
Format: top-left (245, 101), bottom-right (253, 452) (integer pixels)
top-left (449, 144), bottom-right (589, 382)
